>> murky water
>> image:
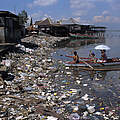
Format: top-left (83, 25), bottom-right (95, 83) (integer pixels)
top-left (52, 30), bottom-right (120, 112)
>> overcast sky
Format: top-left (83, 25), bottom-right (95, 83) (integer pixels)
top-left (0, 0), bottom-right (120, 29)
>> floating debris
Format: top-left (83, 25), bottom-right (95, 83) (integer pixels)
top-left (0, 35), bottom-right (119, 119)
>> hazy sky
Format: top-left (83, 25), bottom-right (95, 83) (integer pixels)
top-left (0, 0), bottom-right (120, 29)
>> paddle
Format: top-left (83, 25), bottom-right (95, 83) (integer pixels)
top-left (65, 55), bottom-right (91, 59)
top-left (79, 58), bottom-right (94, 70)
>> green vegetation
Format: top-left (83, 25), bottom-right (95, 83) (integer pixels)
top-left (18, 10), bottom-right (28, 25)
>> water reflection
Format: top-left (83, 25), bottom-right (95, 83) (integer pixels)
top-left (89, 71), bottom-right (107, 81)
top-left (71, 68), bottom-right (107, 81)
top-left (71, 67), bottom-right (89, 78)
top-left (105, 30), bottom-right (120, 38)
top-left (55, 38), bottom-right (105, 48)
top-left (66, 38), bottom-right (105, 48)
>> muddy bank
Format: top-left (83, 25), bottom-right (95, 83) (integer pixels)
top-left (0, 35), bottom-right (120, 120)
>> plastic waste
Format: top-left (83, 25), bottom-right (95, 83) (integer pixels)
top-left (69, 113), bottom-right (80, 120)
top-left (47, 116), bottom-right (58, 120)
top-left (82, 94), bottom-right (89, 101)
top-left (87, 105), bottom-right (95, 113)
top-left (1, 60), bottom-right (11, 67)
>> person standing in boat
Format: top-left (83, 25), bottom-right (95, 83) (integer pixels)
top-left (101, 50), bottom-right (107, 61)
top-left (65, 51), bottom-right (79, 64)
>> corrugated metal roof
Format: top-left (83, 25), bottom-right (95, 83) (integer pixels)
top-left (36, 18), bottom-right (53, 26)
top-left (0, 11), bottom-right (18, 18)
top-left (60, 18), bottom-right (78, 25)
top-left (35, 20), bottom-right (43, 25)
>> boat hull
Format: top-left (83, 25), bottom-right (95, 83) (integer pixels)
top-left (64, 63), bottom-right (120, 71)
top-left (64, 58), bottom-right (120, 71)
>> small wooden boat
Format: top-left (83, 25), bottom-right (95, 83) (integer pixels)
top-left (69, 33), bottom-right (98, 39)
top-left (64, 57), bottom-right (120, 71)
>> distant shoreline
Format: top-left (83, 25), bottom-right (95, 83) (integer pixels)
top-left (106, 29), bottom-right (120, 31)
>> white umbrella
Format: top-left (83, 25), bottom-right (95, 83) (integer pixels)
top-left (94, 45), bottom-right (110, 50)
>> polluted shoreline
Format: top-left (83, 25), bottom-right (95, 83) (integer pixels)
top-left (0, 35), bottom-right (120, 120)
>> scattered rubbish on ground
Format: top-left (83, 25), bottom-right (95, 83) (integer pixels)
top-left (0, 35), bottom-right (119, 119)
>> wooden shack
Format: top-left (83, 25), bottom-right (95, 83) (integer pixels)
top-left (0, 11), bottom-right (24, 44)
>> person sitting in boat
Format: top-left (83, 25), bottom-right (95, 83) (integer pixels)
top-left (65, 51), bottom-right (79, 64)
top-left (101, 50), bottom-right (107, 61)
top-left (89, 51), bottom-right (96, 62)
top-left (89, 50), bottom-right (95, 58)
